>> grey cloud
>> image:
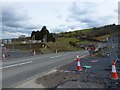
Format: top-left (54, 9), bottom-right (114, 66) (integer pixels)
top-left (3, 31), bottom-right (30, 39)
top-left (2, 6), bottom-right (29, 24)
top-left (51, 28), bottom-right (64, 33)
top-left (69, 14), bottom-right (94, 23)
top-left (2, 5), bottom-right (39, 29)
top-left (24, 24), bottom-right (41, 30)
top-left (51, 26), bottom-right (66, 32)
top-left (2, 25), bottom-right (32, 34)
top-left (67, 25), bottom-right (76, 30)
top-left (2, 10), bottom-right (26, 22)
top-left (67, 2), bottom-right (97, 27)
top-left (56, 15), bottom-right (63, 19)
top-left (67, 24), bottom-right (80, 30)
top-left (2, 5), bottom-right (40, 38)
top-left (51, 24), bottom-right (83, 33)
top-left (67, 2), bottom-right (117, 28)
top-left (70, 2), bottom-right (88, 15)
top-left (3, 21), bottom-right (22, 28)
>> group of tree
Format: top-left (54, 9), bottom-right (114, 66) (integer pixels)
top-left (31, 26), bottom-right (55, 42)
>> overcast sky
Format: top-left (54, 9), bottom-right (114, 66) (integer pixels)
top-left (1, 0), bottom-right (119, 39)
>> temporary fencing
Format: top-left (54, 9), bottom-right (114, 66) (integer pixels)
top-left (107, 33), bottom-right (120, 79)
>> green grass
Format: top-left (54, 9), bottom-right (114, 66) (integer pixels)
top-left (93, 34), bottom-right (110, 41)
top-left (56, 37), bottom-right (79, 43)
top-left (46, 37), bottom-right (83, 52)
top-left (78, 29), bottom-right (93, 34)
top-left (6, 37), bottom-right (84, 53)
top-left (76, 40), bottom-right (96, 45)
top-left (57, 28), bottom-right (93, 37)
top-left (6, 43), bottom-right (43, 51)
top-left (6, 36), bottom-right (98, 53)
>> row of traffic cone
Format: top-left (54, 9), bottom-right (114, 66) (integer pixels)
top-left (75, 55), bottom-right (119, 80)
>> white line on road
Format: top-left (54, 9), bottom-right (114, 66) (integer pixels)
top-left (63, 54), bottom-right (69, 56)
top-left (0, 61), bottom-right (33, 69)
top-left (80, 54), bottom-right (89, 58)
top-left (50, 55), bottom-right (62, 58)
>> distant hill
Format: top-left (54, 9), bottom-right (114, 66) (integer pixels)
top-left (84, 24), bottom-right (119, 38)
top-left (57, 24), bottom-right (119, 41)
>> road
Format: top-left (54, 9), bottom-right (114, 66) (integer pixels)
top-left (55, 56), bottom-right (113, 88)
top-left (2, 49), bottom-right (32, 60)
top-left (2, 50), bottom-right (89, 88)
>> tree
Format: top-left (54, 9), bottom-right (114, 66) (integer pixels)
top-left (41, 26), bottom-right (49, 38)
top-left (30, 26), bottom-right (55, 42)
top-left (35, 30), bottom-right (42, 40)
top-left (31, 31), bottom-right (36, 39)
top-left (47, 33), bottom-right (55, 42)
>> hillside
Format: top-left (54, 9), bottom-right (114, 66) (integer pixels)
top-left (6, 35), bottom-right (97, 54)
top-left (5, 24), bottom-right (119, 54)
top-left (58, 24), bottom-right (119, 41)
top-left (6, 37), bottom-right (86, 54)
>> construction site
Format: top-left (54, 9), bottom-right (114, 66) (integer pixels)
top-left (1, 1), bottom-right (120, 89)
top-left (14, 33), bottom-right (120, 88)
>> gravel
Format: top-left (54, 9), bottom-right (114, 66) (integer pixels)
top-left (34, 56), bottom-right (120, 88)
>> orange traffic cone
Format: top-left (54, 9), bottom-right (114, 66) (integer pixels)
top-left (33, 50), bottom-right (36, 56)
top-left (2, 54), bottom-right (6, 59)
top-left (111, 60), bottom-right (118, 80)
top-left (75, 54), bottom-right (80, 61)
top-left (76, 60), bottom-right (82, 71)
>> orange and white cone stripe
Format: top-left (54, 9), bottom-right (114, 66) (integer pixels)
top-left (2, 54), bottom-right (6, 59)
top-left (77, 61), bottom-right (82, 71)
top-left (111, 60), bottom-right (118, 80)
top-left (33, 51), bottom-right (36, 56)
top-left (75, 55), bottom-right (80, 61)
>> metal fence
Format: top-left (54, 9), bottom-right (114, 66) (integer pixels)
top-left (106, 33), bottom-right (120, 75)
top-left (107, 33), bottom-right (120, 62)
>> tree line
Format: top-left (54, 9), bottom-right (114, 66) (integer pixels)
top-left (31, 26), bottom-right (55, 42)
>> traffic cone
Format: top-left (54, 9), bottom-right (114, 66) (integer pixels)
top-left (2, 54), bottom-right (6, 59)
top-left (75, 54), bottom-right (80, 61)
top-left (33, 50), bottom-right (36, 56)
top-left (111, 60), bottom-right (118, 80)
top-left (76, 60), bottom-right (82, 71)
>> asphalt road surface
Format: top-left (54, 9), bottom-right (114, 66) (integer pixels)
top-left (2, 49), bottom-right (32, 59)
top-left (2, 50), bottom-right (89, 88)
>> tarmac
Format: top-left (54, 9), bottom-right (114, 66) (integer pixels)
top-left (3, 48), bottom-right (120, 88)
top-left (35, 56), bottom-right (120, 88)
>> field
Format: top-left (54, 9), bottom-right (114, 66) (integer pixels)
top-left (5, 37), bottom-right (90, 54)
top-left (5, 24), bottom-right (117, 54)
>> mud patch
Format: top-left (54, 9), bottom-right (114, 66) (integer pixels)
top-left (35, 69), bottom-right (105, 88)
top-left (36, 71), bottom-right (65, 88)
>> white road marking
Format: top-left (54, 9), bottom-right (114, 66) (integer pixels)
top-left (1, 52), bottom-right (88, 69)
top-left (80, 54), bottom-right (89, 58)
top-left (62, 54), bottom-right (69, 56)
top-left (50, 55), bottom-right (62, 58)
top-left (0, 61), bottom-right (33, 69)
